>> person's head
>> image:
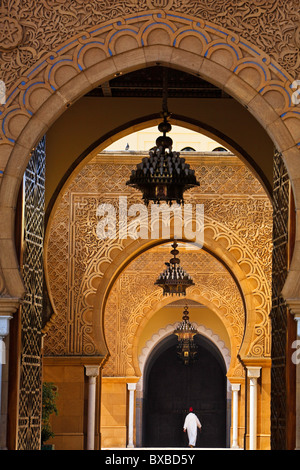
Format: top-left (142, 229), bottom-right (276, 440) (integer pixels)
top-left (189, 407), bottom-right (193, 412)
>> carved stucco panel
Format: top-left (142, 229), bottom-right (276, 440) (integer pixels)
top-left (0, 6), bottom-right (299, 180)
top-left (44, 155), bottom-right (272, 375)
top-left (102, 254), bottom-right (245, 378)
top-left (0, 0), bottom-right (299, 93)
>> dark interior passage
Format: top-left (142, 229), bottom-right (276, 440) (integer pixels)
top-left (143, 335), bottom-right (227, 448)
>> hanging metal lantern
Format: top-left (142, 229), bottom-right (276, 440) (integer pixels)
top-left (154, 242), bottom-right (194, 296)
top-left (174, 305), bottom-right (198, 365)
top-left (126, 69), bottom-right (199, 206)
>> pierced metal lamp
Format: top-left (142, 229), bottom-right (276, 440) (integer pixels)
top-left (174, 305), bottom-right (198, 365)
top-left (154, 242), bottom-right (194, 296)
top-left (126, 69), bottom-right (199, 206)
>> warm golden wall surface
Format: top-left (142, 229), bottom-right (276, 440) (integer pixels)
top-left (43, 361), bottom-right (87, 450)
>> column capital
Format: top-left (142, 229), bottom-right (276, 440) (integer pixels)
top-left (285, 299), bottom-right (300, 317)
top-left (231, 383), bottom-right (241, 392)
top-left (246, 366), bottom-right (261, 378)
top-left (127, 382), bottom-right (137, 391)
top-left (0, 297), bottom-right (20, 315)
top-left (0, 312), bottom-right (13, 364)
top-left (0, 315), bottom-right (12, 337)
top-left (85, 365), bottom-right (100, 377)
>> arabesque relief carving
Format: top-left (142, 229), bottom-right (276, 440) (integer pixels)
top-left (0, 4), bottom-right (299, 192)
top-left (103, 249), bottom-right (245, 378)
top-left (44, 153), bottom-right (272, 377)
top-left (0, 16), bottom-right (23, 51)
top-left (0, 0), bottom-right (299, 93)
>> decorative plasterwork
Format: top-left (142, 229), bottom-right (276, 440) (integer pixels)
top-left (103, 249), bottom-right (244, 378)
top-left (137, 322), bottom-right (231, 392)
top-left (43, 154), bottom-right (272, 375)
top-left (0, 16), bottom-right (23, 51)
top-left (0, 7), bottom-right (299, 166)
top-left (0, 6), bottom-right (299, 314)
top-left (0, 0), bottom-right (299, 93)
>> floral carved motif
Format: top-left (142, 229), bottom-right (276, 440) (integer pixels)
top-left (0, 4), bottom-right (299, 183)
top-left (0, 0), bottom-right (299, 90)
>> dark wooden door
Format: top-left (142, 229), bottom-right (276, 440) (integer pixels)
top-left (143, 335), bottom-right (227, 448)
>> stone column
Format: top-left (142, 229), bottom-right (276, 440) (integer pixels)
top-left (0, 298), bottom-right (19, 450)
top-left (231, 383), bottom-right (241, 449)
top-left (0, 315), bottom-right (12, 366)
top-left (127, 382), bottom-right (136, 448)
top-left (247, 366), bottom-right (261, 450)
top-left (135, 380), bottom-right (143, 447)
top-left (294, 315), bottom-right (300, 450)
top-left (85, 365), bottom-right (100, 450)
top-left (285, 300), bottom-right (300, 450)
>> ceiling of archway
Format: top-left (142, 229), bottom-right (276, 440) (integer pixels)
top-left (85, 66), bottom-right (231, 99)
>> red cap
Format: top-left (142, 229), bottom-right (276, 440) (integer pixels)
top-left (189, 407), bottom-right (193, 412)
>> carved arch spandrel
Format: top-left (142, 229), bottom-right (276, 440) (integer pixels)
top-left (1, 1), bottom-right (300, 92)
top-left (0, 10), bottom-right (298, 304)
top-left (1, 10), bottom-right (298, 155)
top-left (43, 153), bottom-right (272, 366)
top-left (92, 230), bottom-right (267, 366)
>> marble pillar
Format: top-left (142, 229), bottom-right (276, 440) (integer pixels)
top-left (127, 382), bottom-right (136, 448)
top-left (247, 366), bottom-right (261, 450)
top-left (85, 365), bottom-right (100, 450)
top-left (231, 383), bottom-right (241, 449)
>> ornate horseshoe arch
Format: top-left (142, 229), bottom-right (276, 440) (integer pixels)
top-left (90, 233), bottom-right (263, 367)
top-left (42, 124), bottom-right (271, 380)
top-left (131, 294), bottom-right (237, 379)
top-left (0, 8), bottom-right (299, 315)
top-left (137, 322), bottom-right (231, 391)
top-left (1, 2), bottom-right (299, 452)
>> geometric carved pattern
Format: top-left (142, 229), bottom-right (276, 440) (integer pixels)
top-left (103, 248), bottom-right (244, 378)
top-left (270, 150), bottom-right (290, 450)
top-left (17, 137), bottom-right (46, 450)
top-left (0, 6), bottom-right (299, 174)
top-left (44, 153), bottom-right (272, 382)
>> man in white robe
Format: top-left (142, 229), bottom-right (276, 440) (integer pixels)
top-left (183, 407), bottom-right (202, 447)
